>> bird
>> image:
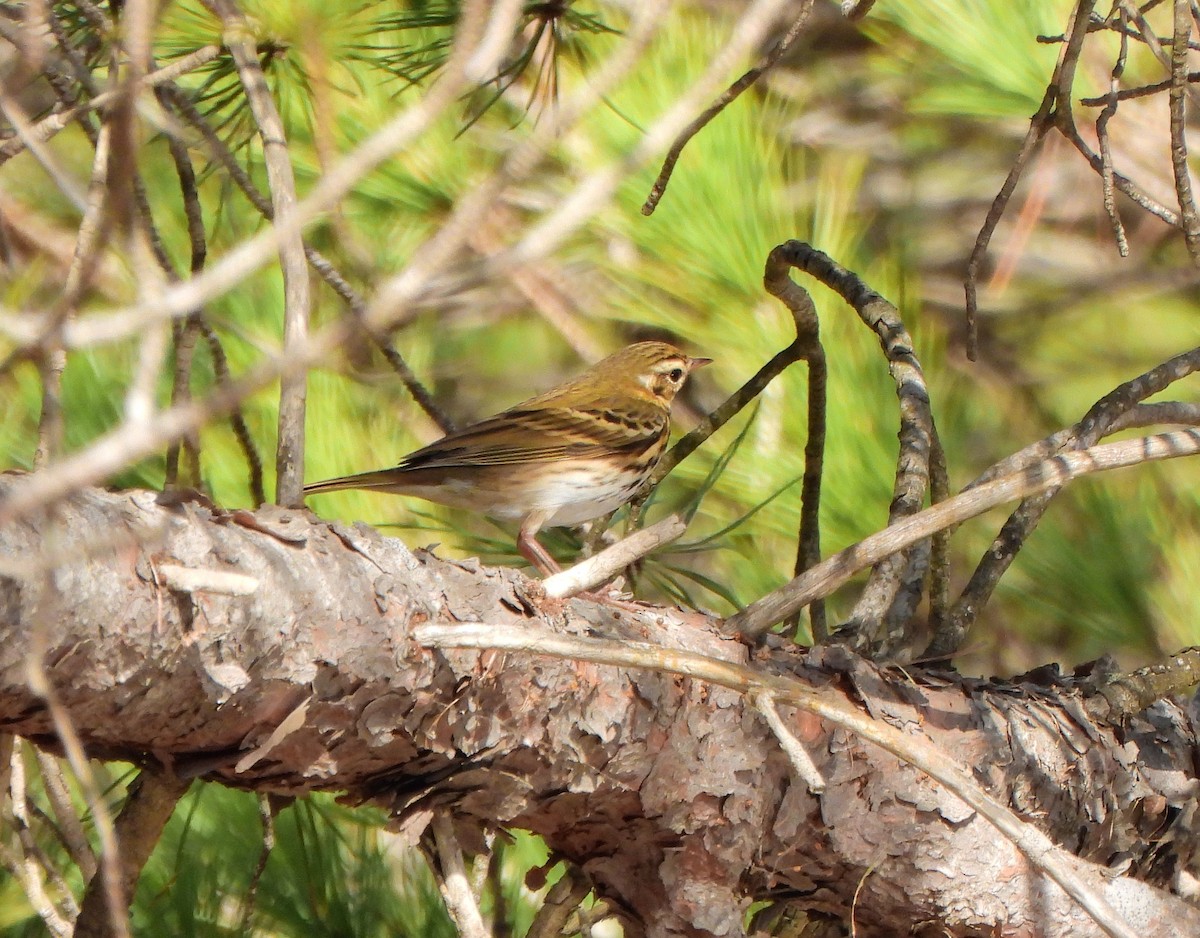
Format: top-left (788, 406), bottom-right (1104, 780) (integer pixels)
top-left (303, 341), bottom-right (710, 576)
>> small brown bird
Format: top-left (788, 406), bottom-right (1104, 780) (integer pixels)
top-left (303, 341), bottom-right (710, 575)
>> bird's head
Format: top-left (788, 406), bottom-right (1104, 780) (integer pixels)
top-left (611, 341), bottom-right (711, 406)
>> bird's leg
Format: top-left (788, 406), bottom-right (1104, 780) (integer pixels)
top-left (518, 511), bottom-right (561, 576)
top-left (517, 513), bottom-right (643, 609)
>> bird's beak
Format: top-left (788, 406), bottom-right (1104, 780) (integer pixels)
top-left (689, 356), bottom-right (713, 370)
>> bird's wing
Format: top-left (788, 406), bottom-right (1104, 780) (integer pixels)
top-left (398, 405), bottom-right (665, 470)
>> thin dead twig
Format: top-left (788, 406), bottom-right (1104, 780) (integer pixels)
top-left (964, 0), bottom-right (1094, 360)
top-left (207, 0), bottom-right (311, 507)
top-left (73, 768), bottom-right (189, 938)
top-left (234, 794), bottom-right (278, 935)
top-left (755, 691), bottom-right (825, 793)
top-left (543, 514), bottom-right (687, 598)
top-left (430, 814), bottom-right (492, 938)
top-left (642, 1), bottom-right (815, 215)
top-left (1168, 0), bottom-right (1200, 263)
top-left (34, 749), bottom-right (98, 882)
top-left (1097, 9), bottom-right (1131, 256)
top-left (764, 243), bottom-right (941, 654)
top-left (6, 741), bottom-right (77, 936)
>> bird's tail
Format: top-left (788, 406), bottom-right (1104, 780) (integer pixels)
top-left (302, 468), bottom-right (406, 496)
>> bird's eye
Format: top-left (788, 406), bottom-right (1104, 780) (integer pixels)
top-left (668, 367), bottom-right (684, 382)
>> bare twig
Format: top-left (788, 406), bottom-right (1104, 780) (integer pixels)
top-left (1097, 10), bottom-right (1131, 256)
top-left (235, 794), bottom-right (277, 935)
top-left (430, 814), bottom-right (492, 938)
top-left (34, 750), bottom-right (98, 882)
top-left (73, 769), bottom-right (188, 938)
top-left (754, 246), bottom-right (828, 641)
top-left (414, 623), bottom-right (1142, 938)
top-left (526, 868), bottom-right (591, 938)
top-left (1169, 0), bottom-right (1200, 263)
top-left (754, 691), bottom-right (825, 793)
top-left (208, 1), bottom-right (311, 506)
top-left (760, 243), bottom-right (938, 652)
top-left (302, 248), bottom-right (457, 434)
top-left (542, 514), bottom-right (687, 598)
top-left (7, 742), bottom-right (76, 936)
top-left (0, 46), bottom-right (223, 164)
top-left (726, 428), bottom-right (1200, 640)
top-left (965, 0), bottom-right (1095, 360)
top-left (641, 1), bottom-right (815, 214)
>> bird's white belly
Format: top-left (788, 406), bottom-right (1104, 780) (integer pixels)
top-left (538, 467), bottom-right (644, 527)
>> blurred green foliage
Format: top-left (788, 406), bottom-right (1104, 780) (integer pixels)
top-left (2, 0), bottom-right (1200, 933)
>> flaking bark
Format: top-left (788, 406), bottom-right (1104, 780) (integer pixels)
top-left (0, 477), bottom-right (1198, 937)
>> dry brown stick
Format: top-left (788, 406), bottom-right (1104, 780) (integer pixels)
top-left (929, 346), bottom-right (1200, 659)
top-left (208, 1), bottom-right (311, 508)
top-left (543, 514), bottom-right (687, 599)
top-left (725, 427), bottom-right (1200, 641)
top-left (33, 112), bottom-right (117, 470)
top-left (234, 794), bottom-right (277, 935)
top-left (963, 83), bottom-right (1056, 362)
top-left (1057, 121), bottom-right (1181, 225)
top-left (965, 0), bottom-right (1095, 360)
top-left (0, 44), bottom-right (223, 164)
top-left (1097, 9), bottom-right (1131, 257)
top-left (641, 0), bottom-right (816, 215)
top-left (1118, 0), bottom-right (1200, 109)
top-left (793, 348), bottom-right (827, 640)
top-left (754, 690), bottom-right (826, 793)
top-left (526, 867), bottom-right (591, 938)
top-left (415, 623), bottom-right (1143, 938)
top-left (197, 321), bottom-right (267, 505)
top-left (154, 88), bottom-right (264, 501)
top-left (7, 741), bottom-right (76, 936)
top-left (1169, 0), bottom-right (1200, 263)
top-left (1080, 70), bottom-right (1200, 104)
top-left (159, 81), bottom-right (208, 491)
top-left (33, 750), bottom-right (98, 882)
top-left (430, 814), bottom-right (492, 938)
top-left (974, 401), bottom-right (1200, 486)
top-left (73, 769), bottom-right (189, 938)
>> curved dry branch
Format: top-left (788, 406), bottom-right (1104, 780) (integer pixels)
top-left (759, 243), bottom-right (941, 653)
top-left (726, 427), bottom-right (1200, 639)
top-left (930, 346), bottom-right (1200, 658)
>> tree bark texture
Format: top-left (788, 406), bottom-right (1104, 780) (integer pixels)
top-left (1, 476), bottom-right (1199, 937)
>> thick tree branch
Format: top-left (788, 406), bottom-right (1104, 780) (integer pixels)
top-left (1, 482), bottom-right (1199, 936)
